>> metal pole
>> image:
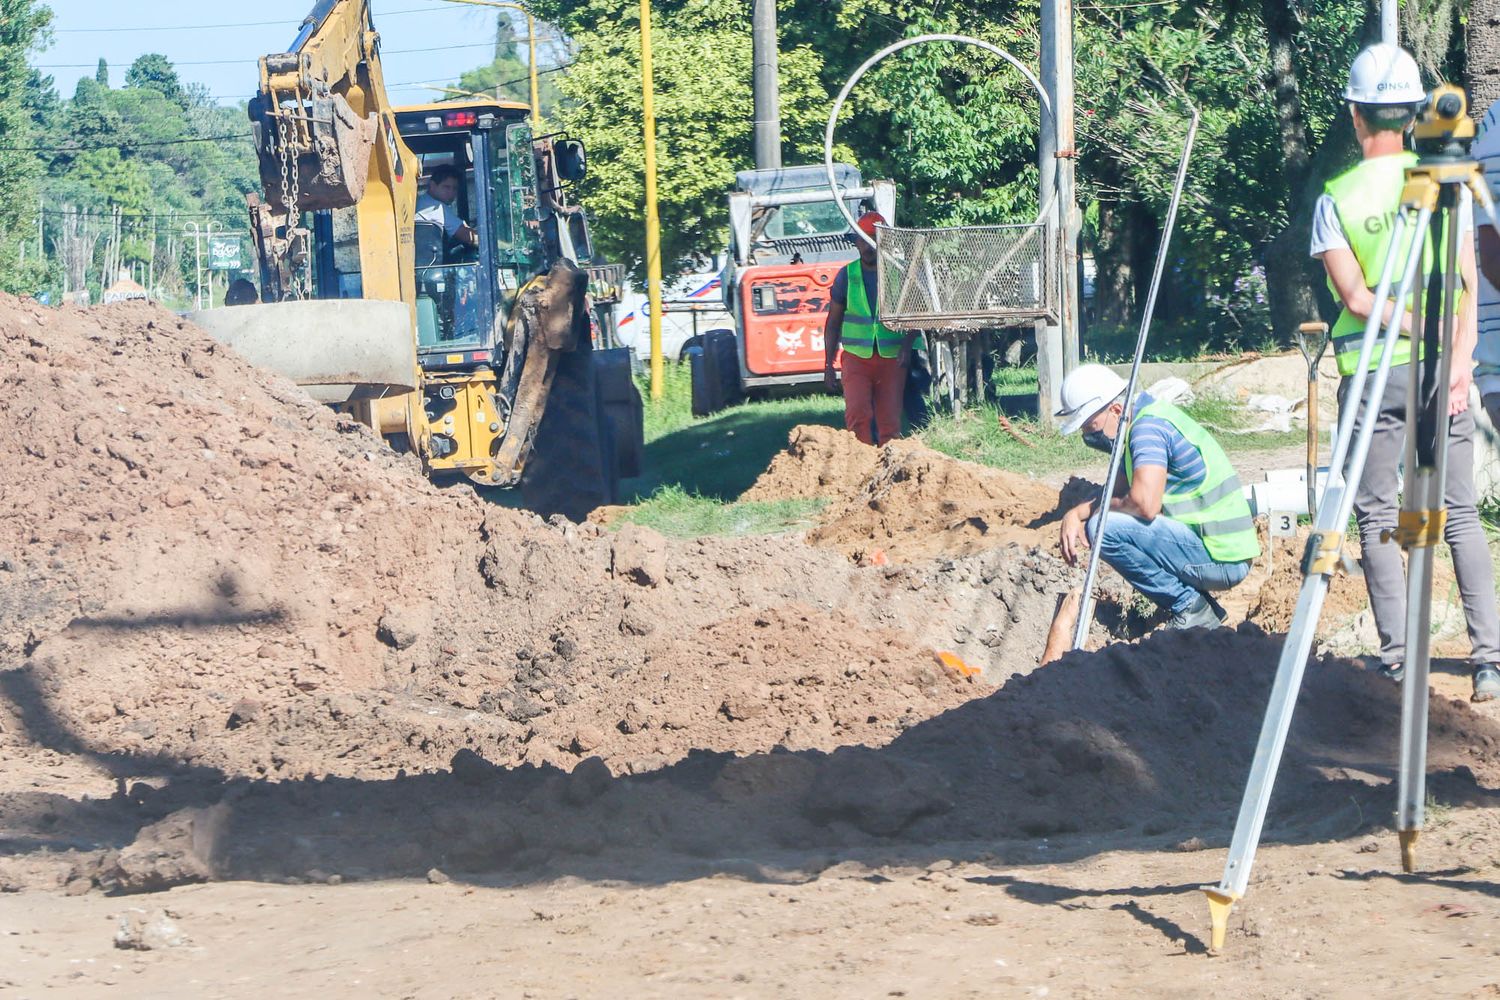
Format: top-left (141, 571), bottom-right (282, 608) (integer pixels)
top-left (1037, 0), bottom-right (1061, 420)
top-left (641, 0), bottom-right (665, 401)
top-left (207, 221), bottom-right (223, 308)
top-left (1072, 111), bottom-right (1200, 650)
top-left (1382, 0), bottom-right (1398, 45)
top-left (752, 0), bottom-right (781, 170)
top-left (526, 11), bottom-right (539, 124)
top-left (1038, 0), bottom-right (1077, 418)
top-left (185, 222), bottom-right (204, 311)
top-left (436, 0), bottom-right (539, 122)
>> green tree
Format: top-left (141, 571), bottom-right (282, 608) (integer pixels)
top-left (527, 0), bottom-right (835, 273)
top-left (448, 14), bottom-right (561, 114)
top-left (0, 0), bottom-right (53, 293)
top-left (95, 57), bottom-right (108, 87)
top-left (29, 51), bottom-right (260, 306)
top-left (126, 53), bottom-right (188, 110)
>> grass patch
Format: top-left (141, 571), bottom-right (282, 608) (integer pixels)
top-left (626, 363), bottom-right (844, 502)
top-left (1179, 394), bottom-right (1302, 452)
top-left (919, 405), bottom-right (1097, 477)
top-left (618, 484), bottom-right (825, 537)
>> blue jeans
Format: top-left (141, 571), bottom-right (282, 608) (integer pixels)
top-left (1086, 510), bottom-right (1250, 614)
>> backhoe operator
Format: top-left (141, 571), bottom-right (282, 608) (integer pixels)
top-left (415, 164), bottom-right (479, 267)
top-left (1055, 364), bottom-right (1259, 631)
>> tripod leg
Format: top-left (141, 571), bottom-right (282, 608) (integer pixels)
top-left (1204, 207), bottom-right (1428, 951)
top-left (1395, 186), bottom-right (1462, 873)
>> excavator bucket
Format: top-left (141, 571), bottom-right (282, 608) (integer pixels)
top-left (187, 299), bottom-right (416, 404)
top-left (254, 89), bottom-right (379, 213)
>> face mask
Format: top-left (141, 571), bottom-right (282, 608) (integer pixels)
top-left (1081, 429), bottom-right (1114, 453)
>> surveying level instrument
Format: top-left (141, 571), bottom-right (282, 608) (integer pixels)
top-left (1203, 83), bottom-right (1500, 952)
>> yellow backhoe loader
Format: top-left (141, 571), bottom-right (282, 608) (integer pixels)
top-left (189, 0), bottom-right (642, 519)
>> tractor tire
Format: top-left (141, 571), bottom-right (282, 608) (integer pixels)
top-left (595, 346), bottom-right (644, 479)
top-left (519, 335), bottom-right (620, 522)
top-left (689, 346), bottom-right (720, 417)
top-left (704, 328), bottom-right (743, 405)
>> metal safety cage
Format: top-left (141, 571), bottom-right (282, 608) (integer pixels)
top-left (873, 219), bottom-right (1060, 331)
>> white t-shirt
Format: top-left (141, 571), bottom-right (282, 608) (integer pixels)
top-left (415, 192), bottom-right (463, 237)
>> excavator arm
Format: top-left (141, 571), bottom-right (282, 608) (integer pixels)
top-left (247, 0), bottom-right (414, 307)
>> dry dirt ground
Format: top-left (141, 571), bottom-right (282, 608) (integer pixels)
top-left (4, 296), bottom-right (1500, 998)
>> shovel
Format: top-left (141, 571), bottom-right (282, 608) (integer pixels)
top-left (1295, 321), bottom-right (1330, 518)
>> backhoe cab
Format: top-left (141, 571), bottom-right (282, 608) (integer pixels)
top-left (301, 100), bottom-right (600, 484)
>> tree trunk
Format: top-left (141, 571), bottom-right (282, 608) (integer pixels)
top-left (1259, 0), bottom-right (1320, 341)
top-left (1092, 197), bottom-right (1135, 328)
top-left (1470, 0), bottom-right (1500, 120)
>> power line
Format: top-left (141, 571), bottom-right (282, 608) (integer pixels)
top-left (51, 6), bottom-right (481, 32)
top-left (0, 133), bottom-right (253, 153)
top-left (33, 40), bottom-right (556, 70)
top-left (210, 63), bottom-right (572, 101)
top-left (41, 208), bottom-right (248, 221)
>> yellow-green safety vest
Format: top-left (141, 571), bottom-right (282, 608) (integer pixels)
top-left (840, 259), bottom-right (907, 359)
top-left (1123, 400), bottom-right (1261, 563)
top-left (1324, 151), bottom-right (1456, 376)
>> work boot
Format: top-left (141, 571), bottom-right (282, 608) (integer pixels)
top-left (1373, 661), bottom-right (1405, 683)
top-left (1167, 592), bottom-right (1225, 631)
top-left (1472, 665), bottom-right (1500, 703)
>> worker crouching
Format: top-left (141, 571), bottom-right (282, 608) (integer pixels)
top-left (1055, 364), bottom-right (1261, 630)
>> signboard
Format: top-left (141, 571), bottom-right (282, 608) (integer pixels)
top-left (1268, 510), bottom-right (1297, 538)
top-left (208, 235), bottom-right (243, 271)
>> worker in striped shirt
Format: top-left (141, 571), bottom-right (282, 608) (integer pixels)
top-left (1056, 364), bottom-right (1260, 630)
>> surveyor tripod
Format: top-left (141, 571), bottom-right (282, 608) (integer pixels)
top-left (1203, 85), bottom-right (1500, 952)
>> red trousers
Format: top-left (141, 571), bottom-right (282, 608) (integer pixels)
top-left (840, 351), bottom-right (905, 445)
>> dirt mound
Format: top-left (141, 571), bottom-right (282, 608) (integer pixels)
top-left (11, 626), bottom-right (1500, 895)
top-left (1245, 535), bottom-right (1372, 634)
top-left (742, 423), bottom-right (880, 502)
top-left (748, 425), bottom-right (1060, 563)
top-left (11, 295), bottom-right (1493, 904)
top-left (0, 295), bottom-right (1065, 795)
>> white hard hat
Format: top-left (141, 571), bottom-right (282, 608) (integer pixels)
top-left (1344, 43), bottom-right (1423, 106)
top-left (1055, 363), bottom-right (1127, 435)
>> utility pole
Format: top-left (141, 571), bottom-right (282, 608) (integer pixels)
top-left (752, 0), bottom-right (781, 170)
top-left (438, 0), bottom-right (540, 125)
top-left (641, 0), bottom-right (665, 400)
top-left (1382, 0), bottom-right (1398, 45)
top-left (1037, 0), bottom-right (1078, 420)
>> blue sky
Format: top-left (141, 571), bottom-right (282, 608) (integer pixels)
top-left (33, 1), bottom-right (556, 107)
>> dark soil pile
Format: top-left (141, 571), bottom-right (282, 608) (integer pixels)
top-left (11, 626), bottom-right (1500, 895)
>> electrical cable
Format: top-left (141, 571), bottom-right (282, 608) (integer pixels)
top-left (34, 39), bottom-right (557, 69)
top-left (52, 5), bottom-right (490, 32)
top-left (0, 133), bottom-right (253, 153)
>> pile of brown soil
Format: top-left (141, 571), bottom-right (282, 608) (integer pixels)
top-left (7, 295), bottom-right (1493, 900)
top-left (740, 424), bottom-right (881, 503)
top-left (12, 626), bottom-right (1500, 895)
top-left (747, 425), bottom-right (1059, 563)
top-left (1245, 535), bottom-right (1372, 633)
top-left (0, 295), bottom-right (1060, 796)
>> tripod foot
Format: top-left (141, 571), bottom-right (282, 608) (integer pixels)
top-left (1204, 888), bottom-right (1238, 953)
top-left (1399, 829), bottom-right (1419, 873)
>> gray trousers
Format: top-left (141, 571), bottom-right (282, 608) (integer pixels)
top-left (1339, 363), bottom-right (1500, 666)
